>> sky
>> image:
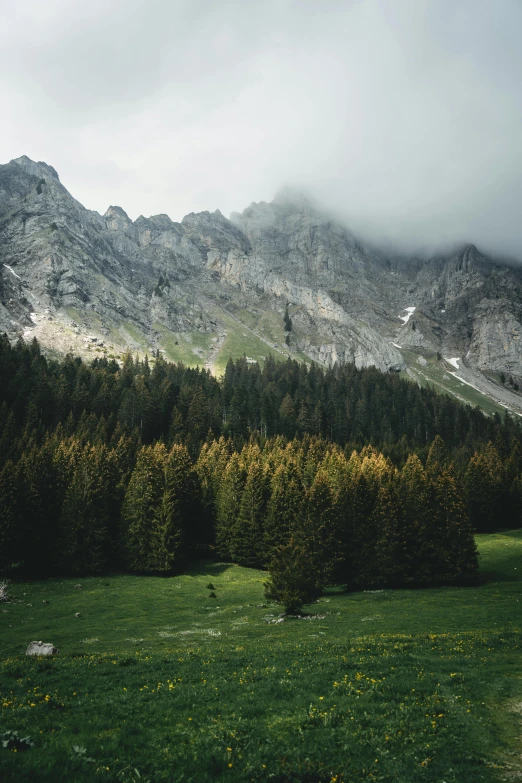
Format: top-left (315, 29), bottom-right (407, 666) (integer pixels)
top-left (1, 0), bottom-right (522, 257)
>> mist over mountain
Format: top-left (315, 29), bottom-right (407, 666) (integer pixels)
top-left (1, 1), bottom-right (521, 259)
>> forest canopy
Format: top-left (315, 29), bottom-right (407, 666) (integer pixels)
top-left (0, 335), bottom-right (520, 592)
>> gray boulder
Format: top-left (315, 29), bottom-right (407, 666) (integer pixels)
top-left (25, 640), bottom-right (59, 656)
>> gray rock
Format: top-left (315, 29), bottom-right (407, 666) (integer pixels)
top-left (1, 156), bottom-right (521, 384)
top-left (26, 641), bottom-right (59, 656)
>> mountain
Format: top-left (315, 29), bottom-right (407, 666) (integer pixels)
top-left (1, 155), bottom-right (522, 412)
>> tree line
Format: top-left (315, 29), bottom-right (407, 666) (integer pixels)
top-left (0, 429), bottom-right (480, 590)
top-left (1, 334), bottom-right (519, 462)
top-left (0, 335), bottom-right (520, 593)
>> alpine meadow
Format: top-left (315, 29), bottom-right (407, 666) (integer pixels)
top-left (0, 337), bottom-right (521, 781)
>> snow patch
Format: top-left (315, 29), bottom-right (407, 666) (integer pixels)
top-left (446, 357), bottom-right (460, 370)
top-left (448, 372), bottom-right (482, 393)
top-left (391, 342), bottom-right (402, 349)
top-left (441, 309), bottom-right (446, 313)
top-left (398, 306), bottom-right (416, 325)
top-left (3, 264), bottom-right (21, 280)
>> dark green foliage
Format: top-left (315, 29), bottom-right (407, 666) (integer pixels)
top-left (264, 535), bottom-right (322, 612)
top-left (1, 730), bottom-right (34, 751)
top-left (283, 303), bottom-right (292, 332)
top-left (0, 461), bottom-right (21, 572)
top-left (57, 445), bottom-right (112, 573)
top-left (121, 444), bottom-right (167, 571)
top-left (0, 335), bottom-right (517, 583)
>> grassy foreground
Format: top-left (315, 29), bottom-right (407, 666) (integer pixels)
top-left (0, 532), bottom-right (521, 782)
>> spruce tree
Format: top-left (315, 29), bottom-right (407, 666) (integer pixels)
top-left (121, 443), bottom-right (167, 571)
top-left (264, 460), bottom-right (303, 561)
top-left (232, 460), bottom-right (268, 567)
top-left (0, 460), bottom-right (21, 573)
top-left (215, 453), bottom-right (247, 560)
top-left (264, 535), bottom-right (322, 613)
top-left (58, 445), bottom-right (111, 573)
top-left (149, 444), bottom-right (197, 572)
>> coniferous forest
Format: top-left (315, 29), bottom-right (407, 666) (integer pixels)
top-left (1, 334), bottom-right (521, 594)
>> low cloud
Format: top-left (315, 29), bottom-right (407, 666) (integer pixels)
top-left (1, 0), bottom-right (521, 258)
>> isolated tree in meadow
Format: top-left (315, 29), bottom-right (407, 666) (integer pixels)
top-left (264, 535), bottom-right (322, 613)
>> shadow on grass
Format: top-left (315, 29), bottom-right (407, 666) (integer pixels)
top-left (184, 559), bottom-right (236, 578)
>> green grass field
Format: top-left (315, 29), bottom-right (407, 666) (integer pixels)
top-left (1, 531), bottom-right (521, 782)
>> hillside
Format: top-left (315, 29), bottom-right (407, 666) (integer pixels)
top-left (2, 157), bottom-right (522, 416)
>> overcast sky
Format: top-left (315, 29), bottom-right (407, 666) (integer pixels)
top-left (1, 0), bottom-right (521, 257)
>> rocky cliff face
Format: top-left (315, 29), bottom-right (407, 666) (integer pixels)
top-left (1, 155), bottom-right (522, 386)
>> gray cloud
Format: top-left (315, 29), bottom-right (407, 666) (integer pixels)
top-left (1, 0), bottom-right (521, 258)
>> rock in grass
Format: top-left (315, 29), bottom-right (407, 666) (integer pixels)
top-left (25, 641), bottom-right (59, 656)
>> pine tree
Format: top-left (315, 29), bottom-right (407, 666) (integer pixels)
top-left (215, 453), bottom-right (247, 560)
top-left (424, 466), bottom-right (478, 584)
top-left (57, 445), bottom-right (111, 573)
top-left (299, 469), bottom-right (343, 588)
top-left (232, 460), bottom-right (268, 567)
top-left (0, 460), bottom-right (21, 573)
top-left (121, 443), bottom-right (167, 571)
top-left (283, 304), bottom-right (292, 333)
top-left (464, 446), bottom-right (502, 532)
top-left (264, 535), bottom-right (322, 613)
top-left (264, 459), bottom-right (303, 561)
top-left (372, 479), bottom-right (412, 586)
top-left (278, 394), bottom-right (296, 437)
top-left (17, 442), bottom-right (61, 575)
top-left (426, 435), bottom-right (447, 476)
top-left (149, 444), bottom-right (197, 572)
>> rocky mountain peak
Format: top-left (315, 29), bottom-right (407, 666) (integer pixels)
top-left (1, 155), bottom-right (522, 404)
top-left (12, 155), bottom-right (60, 182)
top-left (104, 205), bottom-right (136, 236)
